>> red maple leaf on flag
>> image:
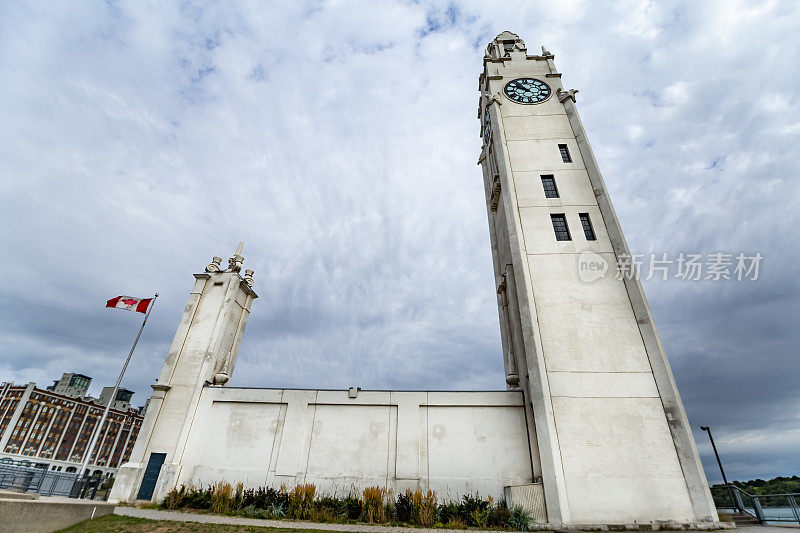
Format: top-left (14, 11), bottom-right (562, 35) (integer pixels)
top-left (107, 296), bottom-right (153, 314)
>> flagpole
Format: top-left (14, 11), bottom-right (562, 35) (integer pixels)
top-left (80, 293), bottom-right (158, 479)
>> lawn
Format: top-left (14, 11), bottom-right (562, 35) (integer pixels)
top-left (57, 513), bottom-right (340, 533)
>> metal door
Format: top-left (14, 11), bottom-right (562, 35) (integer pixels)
top-left (136, 452), bottom-right (166, 500)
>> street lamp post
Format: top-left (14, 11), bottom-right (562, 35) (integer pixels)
top-left (700, 425), bottom-right (737, 511)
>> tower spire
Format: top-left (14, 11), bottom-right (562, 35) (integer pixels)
top-left (228, 241), bottom-right (244, 272)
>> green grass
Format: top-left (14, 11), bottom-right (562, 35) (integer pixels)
top-left (56, 513), bottom-right (340, 533)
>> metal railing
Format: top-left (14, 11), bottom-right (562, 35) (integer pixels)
top-left (714, 484), bottom-right (800, 525)
top-left (0, 463), bottom-right (78, 497)
top-left (0, 463), bottom-right (110, 500)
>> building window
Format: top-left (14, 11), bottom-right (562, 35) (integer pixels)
top-left (579, 213), bottom-right (596, 240)
top-left (550, 214), bottom-right (571, 241)
top-left (558, 144), bottom-right (572, 163)
top-left (541, 175), bottom-right (559, 198)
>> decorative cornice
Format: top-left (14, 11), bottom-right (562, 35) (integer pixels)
top-left (151, 384), bottom-right (171, 392)
top-left (484, 57), bottom-right (511, 64)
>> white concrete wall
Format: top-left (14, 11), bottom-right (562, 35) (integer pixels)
top-left (176, 387), bottom-right (534, 500)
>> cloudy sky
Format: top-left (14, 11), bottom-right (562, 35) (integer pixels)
top-left (1, 1), bottom-right (798, 484)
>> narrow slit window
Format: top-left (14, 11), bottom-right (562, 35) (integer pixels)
top-left (579, 213), bottom-right (596, 241)
top-left (541, 175), bottom-right (559, 198)
top-left (558, 144), bottom-right (572, 163)
top-left (550, 214), bottom-right (571, 241)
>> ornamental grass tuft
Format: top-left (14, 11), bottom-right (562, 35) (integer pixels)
top-left (288, 483), bottom-right (316, 519)
top-left (361, 485), bottom-right (389, 523)
top-left (409, 488), bottom-right (437, 527)
top-left (210, 481), bottom-right (234, 514)
top-left (507, 504), bottom-right (532, 531)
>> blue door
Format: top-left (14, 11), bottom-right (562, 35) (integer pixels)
top-left (136, 452), bottom-right (166, 500)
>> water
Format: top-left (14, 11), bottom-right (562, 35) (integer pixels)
top-left (721, 507), bottom-right (800, 525)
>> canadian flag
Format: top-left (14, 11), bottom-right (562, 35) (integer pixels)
top-left (106, 296), bottom-right (153, 314)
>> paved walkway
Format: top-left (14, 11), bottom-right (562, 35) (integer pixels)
top-left (734, 524), bottom-right (800, 533)
top-left (115, 507), bottom-right (799, 532)
top-left (114, 507), bottom-right (526, 532)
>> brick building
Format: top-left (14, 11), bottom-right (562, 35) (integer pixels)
top-left (0, 379), bottom-right (143, 477)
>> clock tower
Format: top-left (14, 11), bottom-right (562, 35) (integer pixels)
top-left (478, 32), bottom-right (717, 525)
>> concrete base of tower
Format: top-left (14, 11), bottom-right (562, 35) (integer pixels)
top-left (108, 462), bottom-right (144, 502)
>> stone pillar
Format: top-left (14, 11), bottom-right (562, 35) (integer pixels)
top-left (110, 245), bottom-right (257, 502)
top-left (477, 32), bottom-right (717, 526)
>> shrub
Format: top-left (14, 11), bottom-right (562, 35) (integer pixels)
top-left (233, 482), bottom-right (244, 511)
top-left (239, 485), bottom-right (288, 513)
top-left (211, 481), bottom-right (234, 514)
top-left (162, 485), bottom-right (186, 510)
top-left (240, 504), bottom-right (271, 519)
top-left (241, 487), bottom-right (260, 509)
top-left (184, 485), bottom-right (212, 509)
top-left (446, 516), bottom-right (467, 529)
top-left (507, 504), bottom-right (532, 531)
top-left (472, 505), bottom-right (490, 528)
top-left (342, 494), bottom-right (362, 520)
top-left (459, 493), bottom-right (489, 525)
top-left (396, 491), bottom-right (412, 523)
top-left (409, 489), bottom-right (436, 527)
top-left (489, 498), bottom-right (511, 527)
top-left (316, 495), bottom-right (342, 516)
top-left (384, 500), bottom-right (396, 522)
top-left (310, 507), bottom-right (339, 523)
top-left (362, 486), bottom-right (389, 523)
top-left (436, 499), bottom-right (459, 524)
top-left (288, 483), bottom-right (316, 519)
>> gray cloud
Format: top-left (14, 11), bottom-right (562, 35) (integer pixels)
top-left (1, 0), bottom-right (798, 484)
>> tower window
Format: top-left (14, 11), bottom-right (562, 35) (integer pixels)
top-left (579, 213), bottom-right (596, 240)
top-left (558, 144), bottom-right (572, 163)
top-left (550, 214), bottom-right (571, 241)
top-left (541, 175), bottom-right (559, 198)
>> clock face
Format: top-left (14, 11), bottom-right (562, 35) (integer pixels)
top-left (504, 78), bottom-right (551, 104)
top-left (483, 107), bottom-right (491, 144)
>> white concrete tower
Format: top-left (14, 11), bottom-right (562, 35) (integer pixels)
top-left (478, 32), bottom-right (717, 525)
top-left (110, 244), bottom-right (257, 502)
